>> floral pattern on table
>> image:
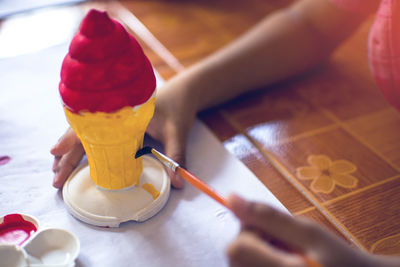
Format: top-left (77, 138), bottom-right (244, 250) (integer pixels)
top-left (296, 155), bottom-right (358, 194)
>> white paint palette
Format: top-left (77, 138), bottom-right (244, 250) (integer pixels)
top-left (0, 214), bottom-right (80, 267)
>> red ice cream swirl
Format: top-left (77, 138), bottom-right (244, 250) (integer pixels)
top-left (59, 9), bottom-right (156, 113)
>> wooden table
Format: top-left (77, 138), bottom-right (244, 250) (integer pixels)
top-left (2, 0), bottom-right (399, 255)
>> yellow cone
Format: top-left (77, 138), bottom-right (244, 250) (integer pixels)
top-left (64, 97), bottom-right (155, 190)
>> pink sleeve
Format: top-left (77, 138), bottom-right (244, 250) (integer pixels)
top-left (368, 0), bottom-right (400, 111)
top-left (330, 0), bottom-right (380, 14)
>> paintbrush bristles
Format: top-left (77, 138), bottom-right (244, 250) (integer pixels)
top-left (135, 146), bottom-right (152, 159)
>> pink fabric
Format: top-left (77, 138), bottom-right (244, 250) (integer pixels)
top-left (331, 0), bottom-right (400, 111)
top-left (369, 1), bottom-right (400, 110)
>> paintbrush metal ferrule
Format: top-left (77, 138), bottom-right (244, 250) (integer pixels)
top-left (150, 148), bottom-right (180, 172)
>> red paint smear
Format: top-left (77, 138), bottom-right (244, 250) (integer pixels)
top-left (0, 156), bottom-right (11, 165)
top-left (0, 214), bottom-right (37, 246)
top-left (59, 9), bottom-right (156, 113)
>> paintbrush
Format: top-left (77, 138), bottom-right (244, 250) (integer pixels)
top-left (135, 146), bottom-right (323, 267)
top-left (135, 146), bottom-right (228, 207)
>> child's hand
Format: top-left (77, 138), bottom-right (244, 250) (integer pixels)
top-left (146, 77), bottom-right (198, 189)
top-left (226, 195), bottom-right (388, 267)
top-left (50, 128), bottom-right (84, 188)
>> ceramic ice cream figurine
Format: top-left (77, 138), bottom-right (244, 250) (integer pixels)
top-left (59, 9), bottom-right (170, 227)
top-left (60, 9), bottom-right (156, 190)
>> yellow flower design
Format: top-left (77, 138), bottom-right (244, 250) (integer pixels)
top-left (296, 155), bottom-right (358, 194)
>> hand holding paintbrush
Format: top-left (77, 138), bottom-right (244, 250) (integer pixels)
top-left (135, 146), bottom-right (323, 267)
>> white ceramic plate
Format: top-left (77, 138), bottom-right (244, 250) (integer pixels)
top-left (63, 155), bottom-right (170, 227)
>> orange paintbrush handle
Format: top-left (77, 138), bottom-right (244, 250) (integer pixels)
top-left (176, 166), bottom-right (228, 208)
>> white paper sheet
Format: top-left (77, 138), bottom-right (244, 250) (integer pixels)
top-left (0, 43), bottom-right (288, 267)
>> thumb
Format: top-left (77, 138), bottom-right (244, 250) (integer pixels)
top-left (50, 128), bottom-right (80, 156)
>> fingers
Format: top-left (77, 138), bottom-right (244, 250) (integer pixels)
top-left (227, 194), bottom-right (328, 252)
top-left (228, 196), bottom-right (379, 267)
top-left (164, 141), bottom-right (185, 189)
top-left (146, 86), bottom-right (196, 189)
top-left (162, 121), bottom-right (187, 189)
top-left (227, 230), bottom-right (303, 267)
top-left (147, 116), bottom-right (185, 188)
top-left (50, 128), bottom-right (84, 188)
top-left (50, 128), bottom-right (80, 156)
top-left (51, 128), bottom-right (84, 188)
top-left (52, 140), bottom-right (85, 189)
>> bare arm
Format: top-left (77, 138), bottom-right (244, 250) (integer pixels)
top-left (166, 0), bottom-right (372, 112)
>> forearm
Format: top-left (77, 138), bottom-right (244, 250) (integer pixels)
top-left (170, 0), bottom-right (369, 113)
